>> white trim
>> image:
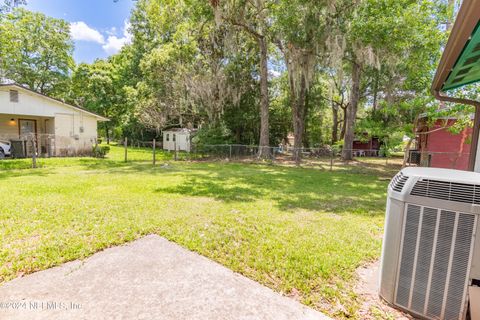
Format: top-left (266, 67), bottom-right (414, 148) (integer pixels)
top-left (440, 212), bottom-right (460, 319)
top-left (475, 139), bottom-right (480, 172)
top-left (407, 206), bottom-right (424, 309)
top-left (459, 213), bottom-right (478, 319)
top-left (423, 208), bottom-right (441, 315)
top-left (394, 204), bottom-right (412, 307)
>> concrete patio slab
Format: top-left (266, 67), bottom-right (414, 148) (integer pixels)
top-left (0, 235), bottom-right (331, 320)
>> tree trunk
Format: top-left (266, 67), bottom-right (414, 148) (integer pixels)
top-left (235, 128), bottom-right (241, 144)
top-left (340, 107), bottom-right (346, 140)
top-left (290, 73), bottom-right (307, 165)
top-left (419, 131), bottom-right (429, 166)
top-left (403, 137), bottom-right (413, 167)
top-left (342, 61), bottom-right (361, 160)
top-left (332, 102), bottom-right (339, 144)
top-left (302, 91), bottom-right (310, 149)
top-left (105, 122), bottom-right (110, 145)
top-left (372, 71), bottom-right (378, 113)
top-left (257, 35), bottom-right (270, 158)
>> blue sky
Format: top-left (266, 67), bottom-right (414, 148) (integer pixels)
top-left (25, 0), bottom-right (135, 64)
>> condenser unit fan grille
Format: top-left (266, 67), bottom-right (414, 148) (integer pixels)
top-left (411, 179), bottom-right (480, 205)
top-left (395, 204), bottom-right (476, 320)
top-left (390, 172), bottom-right (409, 192)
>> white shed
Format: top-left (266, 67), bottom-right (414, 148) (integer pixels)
top-left (162, 128), bottom-right (196, 152)
top-left (0, 83), bottom-right (108, 157)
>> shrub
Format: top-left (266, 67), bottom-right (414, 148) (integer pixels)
top-left (379, 144), bottom-right (390, 157)
top-left (92, 145), bottom-right (110, 158)
top-left (192, 123), bottom-right (233, 148)
top-left (332, 140), bottom-right (344, 154)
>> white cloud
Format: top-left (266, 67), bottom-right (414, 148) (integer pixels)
top-left (269, 70), bottom-right (281, 78)
top-left (70, 21), bottom-right (105, 44)
top-left (70, 20), bottom-right (132, 56)
top-left (106, 27), bottom-right (117, 36)
top-left (102, 36), bottom-right (128, 54)
top-left (102, 21), bottom-right (132, 55)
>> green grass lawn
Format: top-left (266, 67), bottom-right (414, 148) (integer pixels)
top-left (0, 145), bottom-right (396, 318)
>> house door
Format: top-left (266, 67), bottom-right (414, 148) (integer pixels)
top-left (19, 119), bottom-right (36, 138)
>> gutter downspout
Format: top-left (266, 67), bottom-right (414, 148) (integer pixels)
top-left (433, 89), bottom-right (480, 171)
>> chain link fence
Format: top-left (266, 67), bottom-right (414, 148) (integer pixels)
top-left (406, 150), bottom-right (471, 171)
top-left (189, 145), bottom-right (470, 170)
top-left (190, 144), bottom-right (382, 161)
top-left (1, 133), bottom-right (470, 172)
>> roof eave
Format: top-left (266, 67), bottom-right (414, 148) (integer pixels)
top-left (0, 83), bottom-right (109, 121)
top-left (431, 0), bottom-right (480, 94)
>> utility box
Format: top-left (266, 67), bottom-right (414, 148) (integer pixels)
top-left (10, 140), bottom-right (26, 158)
top-left (408, 150), bottom-right (421, 165)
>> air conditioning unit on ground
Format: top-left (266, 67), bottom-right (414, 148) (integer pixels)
top-left (380, 167), bottom-right (480, 320)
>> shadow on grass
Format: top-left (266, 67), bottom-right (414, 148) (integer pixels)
top-left (0, 158), bottom-right (185, 181)
top-left (289, 157), bottom-right (402, 178)
top-left (156, 176), bottom-right (264, 202)
top-left (155, 165), bottom-right (388, 215)
top-left (1, 157), bottom-right (390, 215)
top-left (334, 158), bottom-right (402, 177)
top-left (0, 168), bottom-right (54, 180)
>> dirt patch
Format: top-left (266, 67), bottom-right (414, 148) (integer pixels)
top-left (355, 261), bottom-right (413, 319)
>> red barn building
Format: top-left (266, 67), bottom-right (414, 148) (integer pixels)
top-left (352, 136), bottom-right (381, 156)
top-left (415, 115), bottom-right (472, 170)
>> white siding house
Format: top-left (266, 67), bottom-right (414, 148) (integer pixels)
top-left (163, 128), bottom-right (196, 152)
top-left (0, 84), bottom-right (108, 157)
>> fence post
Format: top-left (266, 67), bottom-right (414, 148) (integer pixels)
top-left (153, 139), bottom-right (156, 166)
top-left (30, 134), bottom-right (37, 169)
top-left (385, 144), bottom-right (388, 166)
top-left (124, 137), bottom-right (128, 162)
top-left (330, 149), bottom-right (334, 171)
top-left (174, 141), bottom-right (178, 161)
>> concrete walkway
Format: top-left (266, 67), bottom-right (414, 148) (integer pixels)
top-left (0, 235), bottom-right (331, 320)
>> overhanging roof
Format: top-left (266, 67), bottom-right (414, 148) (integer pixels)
top-left (432, 0), bottom-right (480, 92)
top-left (0, 83), bottom-right (109, 121)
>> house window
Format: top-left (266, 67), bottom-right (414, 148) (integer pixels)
top-left (9, 90), bottom-right (19, 103)
top-left (166, 133), bottom-right (170, 141)
top-left (173, 134), bottom-right (176, 142)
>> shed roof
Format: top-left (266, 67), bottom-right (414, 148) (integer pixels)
top-left (163, 128), bottom-right (197, 134)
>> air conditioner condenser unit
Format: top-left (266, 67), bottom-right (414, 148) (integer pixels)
top-left (380, 167), bottom-right (480, 320)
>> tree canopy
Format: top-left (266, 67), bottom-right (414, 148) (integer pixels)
top-left (0, 0), bottom-right (452, 158)
top-left (0, 8), bottom-right (74, 95)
